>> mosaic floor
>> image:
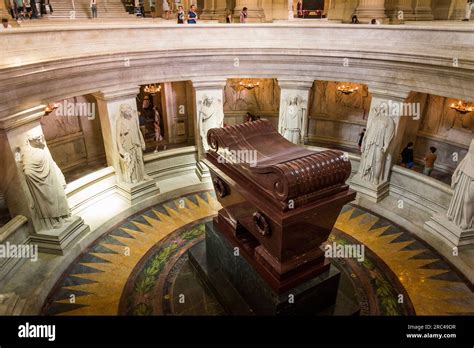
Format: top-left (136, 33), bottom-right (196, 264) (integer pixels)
top-left (42, 191), bottom-right (474, 316)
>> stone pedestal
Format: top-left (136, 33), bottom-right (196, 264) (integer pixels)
top-left (195, 160), bottom-right (211, 182)
top-left (351, 175), bottom-right (390, 203)
top-left (189, 222), bottom-right (360, 315)
top-left (29, 215), bottom-right (90, 255)
top-left (354, 0), bottom-right (388, 22)
top-left (277, 79), bottom-right (313, 145)
top-left (116, 180), bottom-right (159, 205)
top-left (0, 293), bottom-right (26, 315)
top-left (385, 0), bottom-right (414, 22)
top-left (425, 213), bottom-right (474, 249)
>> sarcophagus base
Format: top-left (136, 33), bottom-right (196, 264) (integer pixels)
top-left (188, 222), bottom-right (360, 316)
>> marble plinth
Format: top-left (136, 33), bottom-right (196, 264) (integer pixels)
top-left (0, 293), bottom-right (26, 315)
top-left (116, 179), bottom-right (159, 205)
top-left (425, 213), bottom-right (474, 249)
top-left (188, 222), bottom-right (360, 315)
top-left (350, 176), bottom-right (390, 203)
top-left (29, 215), bottom-right (90, 255)
top-left (195, 161), bottom-right (211, 182)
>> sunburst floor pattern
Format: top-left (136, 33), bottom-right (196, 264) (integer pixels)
top-left (42, 191), bottom-right (474, 316)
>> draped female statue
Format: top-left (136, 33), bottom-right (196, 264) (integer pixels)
top-left (447, 140), bottom-right (474, 230)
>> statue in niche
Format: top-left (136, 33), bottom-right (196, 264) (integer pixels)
top-left (279, 95), bottom-right (306, 144)
top-left (357, 103), bottom-right (395, 185)
top-left (116, 103), bottom-right (148, 184)
top-left (20, 131), bottom-right (70, 229)
top-left (447, 139), bottom-right (474, 230)
top-left (199, 95), bottom-right (224, 151)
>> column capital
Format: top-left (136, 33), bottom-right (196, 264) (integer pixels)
top-left (0, 105), bottom-right (45, 132)
top-left (277, 78), bottom-right (314, 90)
top-left (368, 87), bottom-right (410, 102)
top-left (93, 85), bottom-right (141, 101)
top-left (191, 78), bottom-right (227, 91)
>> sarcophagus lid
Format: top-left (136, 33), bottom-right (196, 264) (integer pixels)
top-left (207, 119), bottom-right (352, 211)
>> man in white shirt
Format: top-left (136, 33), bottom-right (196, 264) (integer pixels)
top-left (1, 18), bottom-right (12, 30)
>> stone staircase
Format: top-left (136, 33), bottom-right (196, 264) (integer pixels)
top-left (0, 293), bottom-right (26, 315)
top-left (47, 0), bottom-right (133, 19)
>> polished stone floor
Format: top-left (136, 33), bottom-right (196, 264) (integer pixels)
top-left (41, 191), bottom-right (474, 316)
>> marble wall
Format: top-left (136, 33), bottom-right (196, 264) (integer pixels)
top-left (307, 81), bottom-right (371, 150)
top-left (223, 78), bottom-right (280, 128)
top-left (41, 95), bottom-right (107, 182)
top-left (401, 92), bottom-right (472, 174)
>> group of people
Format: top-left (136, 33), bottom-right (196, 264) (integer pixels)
top-left (358, 129), bottom-right (438, 177)
top-left (400, 142), bottom-right (438, 176)
top-left (6, 0), bottom-right (53, 21)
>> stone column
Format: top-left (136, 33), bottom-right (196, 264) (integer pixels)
top-left (0, 106), bottom-right (90, 254)
top-left (191, 78), bottom-right (226, 181)
top-left (232, 0), bottom-right (265, 22)
top-left (277, 79), bottom-right (313, 145)
top-left (354, 0), bottom-right (388, 23)
top-left (350, 88), bottom-right (410, 202)
top-left (94, 86), bottom-right (159, 204)
top-left (413, 0), bottom-right (434, 19)
top-left (1, 0), bottom-right (9, 18)
top-left (201, 0), bottom-right (228, 21)
top-left (385, 0), bottom-right (415, 22)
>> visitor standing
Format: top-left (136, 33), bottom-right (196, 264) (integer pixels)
top-left (15, 0), bottom-right (24, 20)
top-left (400, 142), bottom-right (414, 169)
top-left (297, 0), bottom-right (302, 17)
top-left (357, 128), bottom-right (366, 152)
top-left (463, 0), bottom-right (473, 20)
top-left (162, 0), bottom-right (170, 19)
top-left (351, 15), bottom-right (359, 23)
top-left (177, 5), bottom-right (184, 23)
top-left (187, 4), bottom-right (197, 23)
top-left (240, 6), bottom-right (248, 23)
top-left (90, 0), bottom-right (98, 18)
top-left (423, 147), bottom-right (437, 176)
top-left (1, 18), bottom-right (12, 29)
top-left (226, 9), bottom-right (232, 23)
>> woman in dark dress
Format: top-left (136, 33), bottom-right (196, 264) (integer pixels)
top-left (187, 4), bottom-right (197, 24)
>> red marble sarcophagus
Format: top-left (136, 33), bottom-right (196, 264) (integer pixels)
top-left (204, 120), bottom-right (355, 293)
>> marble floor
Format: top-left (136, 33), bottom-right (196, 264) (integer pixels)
top-left (41, 190), bottom-right (474, 316)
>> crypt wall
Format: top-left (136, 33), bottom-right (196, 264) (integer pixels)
top-left (401, 92), bottom-right (473, 175)
top-left (41, 95), bottom-right (107, 183)
top-left (306, 81), bottom-right (370, 152)
top-left (223, 78), bottom-right (280, 127)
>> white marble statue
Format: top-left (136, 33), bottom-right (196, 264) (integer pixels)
top-left (198, 95), bottom-right (224, 152)
top-left (447, 140), bottom-right (474, 230)
top-left (21, 131), bottom-right (70, 229)
top-left (358, 103), bottom-right (395, 185)
top-left (116, 103), bottom-right (147, 184)
top-left (279, 95), bottom-right (305, 144)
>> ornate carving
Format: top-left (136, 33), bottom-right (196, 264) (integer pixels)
top-left (279, 95), bottom-right (306, 144)
top-left (253, 212), bottom-right (271, 236)
top-left (198, 95), bottom-right (224, 152)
